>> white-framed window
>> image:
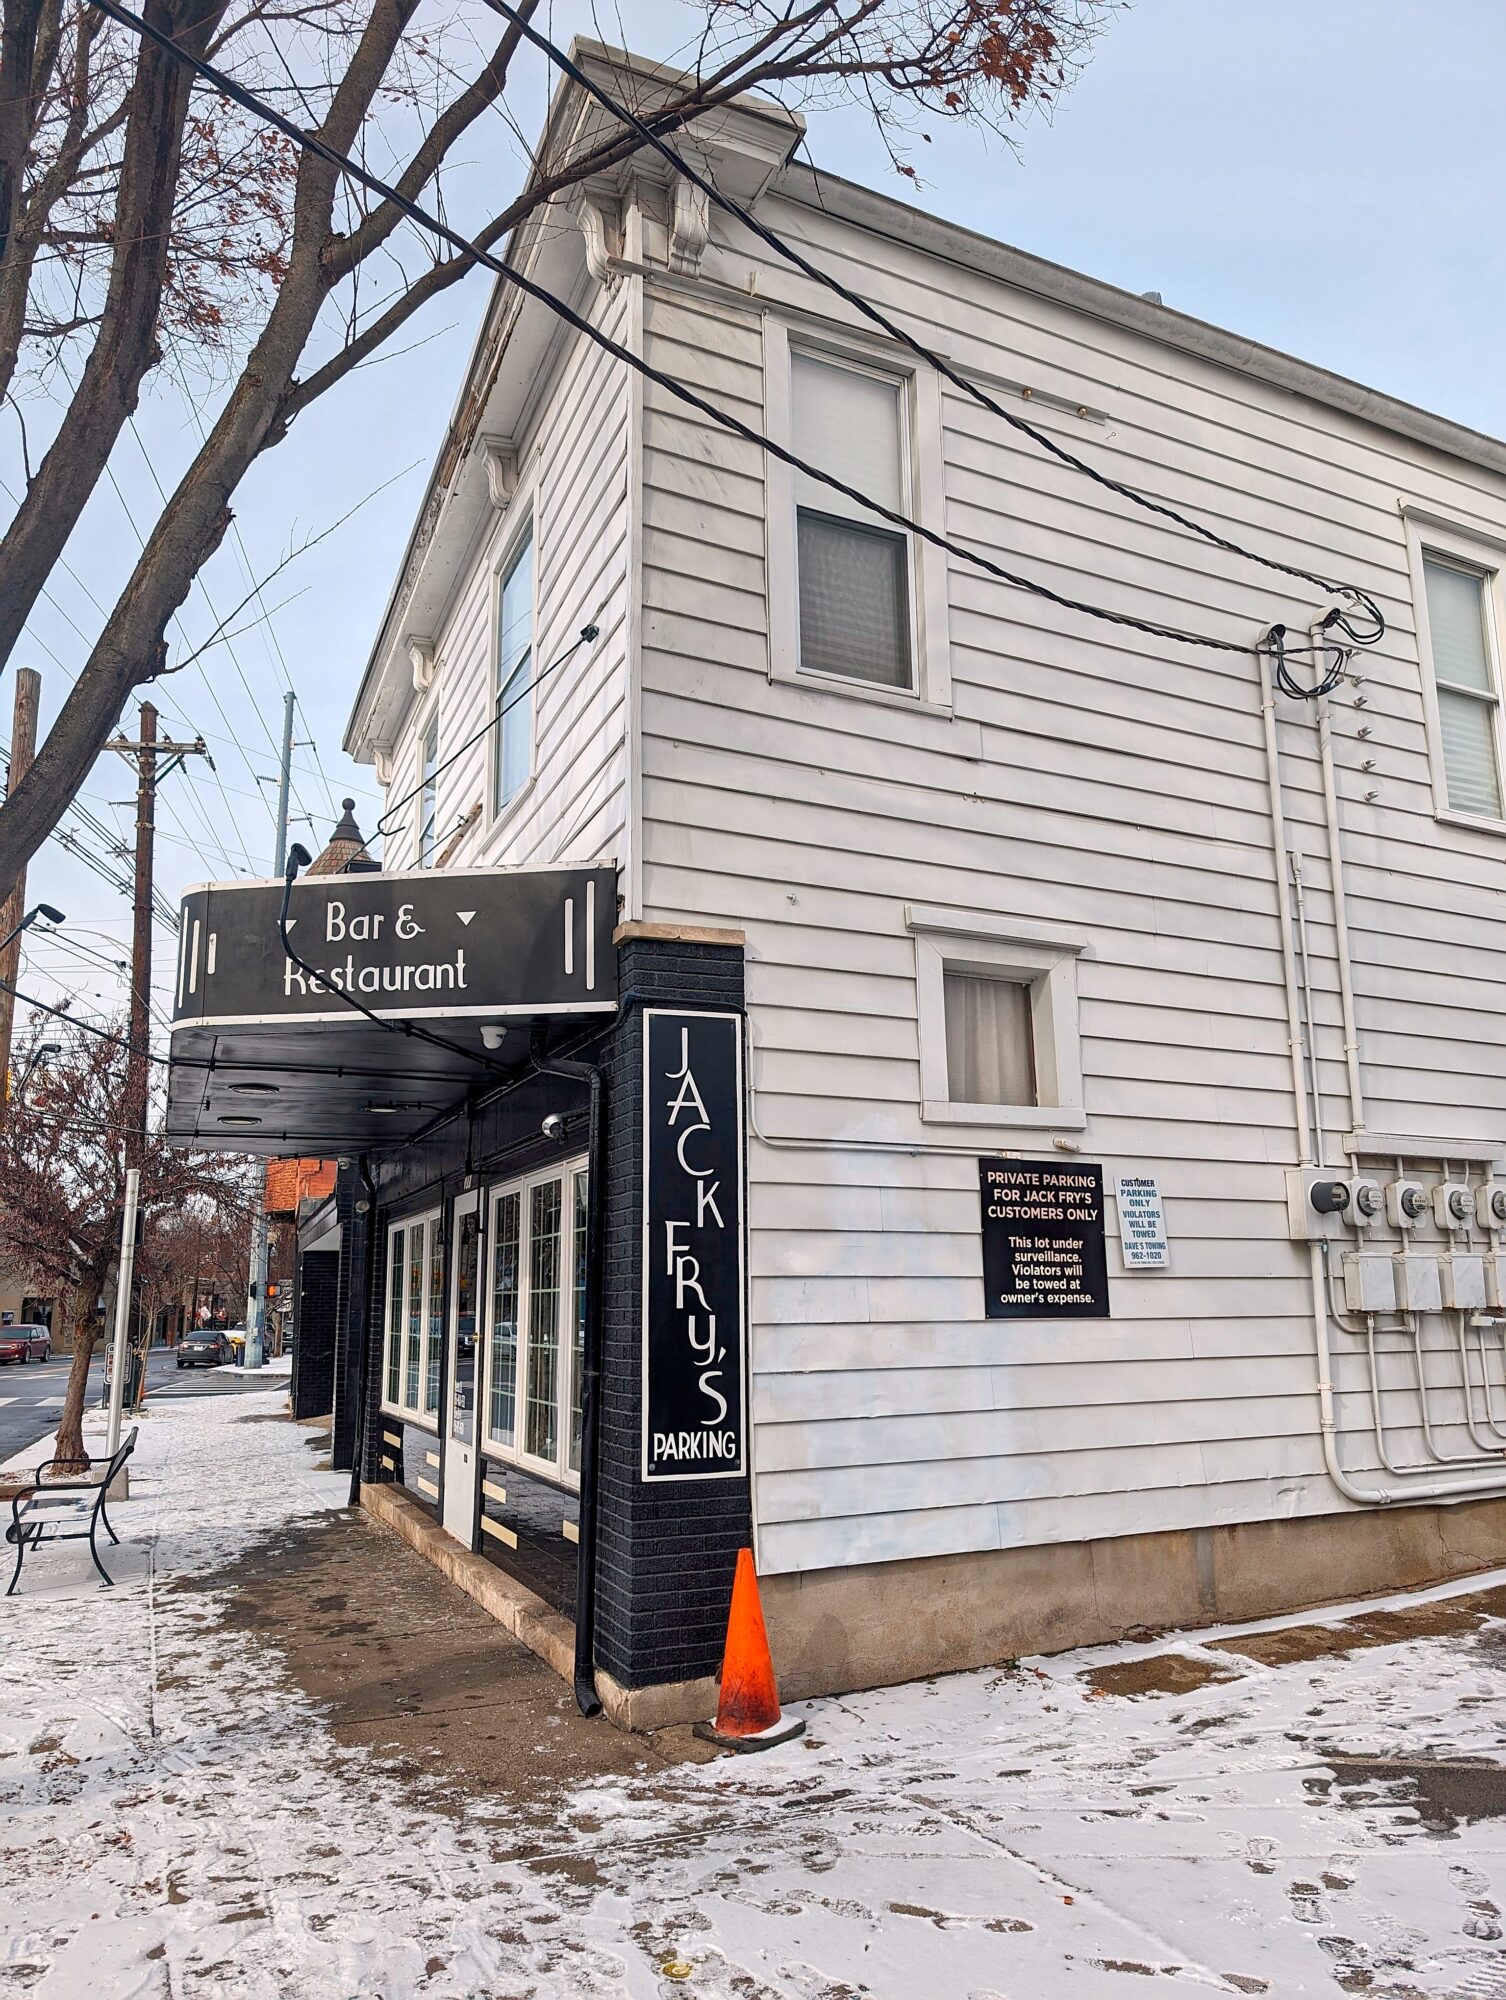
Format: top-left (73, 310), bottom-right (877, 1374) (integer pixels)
top-left (765, 320), bottom-right (950, 710)
top-left (907, 905), bottom-right (1087, 1129)
top-left (418, 707), bottom-right (440, 866)
top-left (1406, 512), bottom-right (1506, 829)
top-left (492, 518), bottom-right (535, 816)
top-left (480, 1156), bottom-right (587, 1487)
top-left (381, 1208), bottom-right (443, 1428)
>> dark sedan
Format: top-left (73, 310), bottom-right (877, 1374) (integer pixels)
top-left (0, 1324), bottom-right (51, 1363)
top-left (176, 1332), bottom-right (228, 1369)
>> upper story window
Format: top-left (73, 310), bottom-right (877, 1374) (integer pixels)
top-left (1422, 552), bottom-right (1504, 819)
top-left (791, 349), bottom-right (913, 692)
top-left (493, 521), bottom-right (534, 814)
top-left (418, 709), bottom-right (439, 866)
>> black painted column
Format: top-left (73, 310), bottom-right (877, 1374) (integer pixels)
top-left (593, 932), bottom-right (752, 1691)
top-left (291, 1248), bottom-right (339, 1420)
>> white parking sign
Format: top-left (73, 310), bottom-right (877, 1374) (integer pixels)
top-left (1115, 1174), bottom-right (1168, 1269)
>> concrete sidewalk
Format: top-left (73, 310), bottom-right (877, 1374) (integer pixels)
top-left (7, 1389), bottom-right (1506, 1997)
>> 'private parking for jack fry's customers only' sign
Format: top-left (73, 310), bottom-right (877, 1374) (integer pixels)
top-left (978, 1157), bottom-right (1111, 1320)
top-left (642, 1009), bottom-right (747, 1482)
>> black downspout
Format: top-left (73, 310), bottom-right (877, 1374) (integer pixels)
top-left (533, 1032), bottom-right (605, 1717)
top-left (347, 1156), bottom-right (380, 1510)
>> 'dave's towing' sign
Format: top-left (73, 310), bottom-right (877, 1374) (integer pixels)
top-left (172, 863), bottom-right (618, 1026)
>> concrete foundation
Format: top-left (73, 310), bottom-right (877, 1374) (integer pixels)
top-left (761, 1493), bottom-right (1506, 1700)
top-left (367, 1476), bottom-right (1506, 1727)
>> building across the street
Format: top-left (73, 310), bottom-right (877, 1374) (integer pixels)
top-left (171, 43), bottom-right (1506, 1725)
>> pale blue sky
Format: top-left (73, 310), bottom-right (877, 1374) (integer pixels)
top-left (8, 0), bottom-right (1504, 1028)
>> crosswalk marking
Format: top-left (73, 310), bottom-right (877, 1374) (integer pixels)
top-left (0, 1396), bottom-right (14, 1407)
top-left (40, 1395), bottom-right (64, 1406)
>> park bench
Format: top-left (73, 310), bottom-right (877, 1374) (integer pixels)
top-left (5, 1426), bottom-right (137, 1595)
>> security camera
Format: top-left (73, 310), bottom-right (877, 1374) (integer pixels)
top-left (480, 1025), bottom-right (506, 1051)
top-left (542, 1112), bottom-right (566, 1142)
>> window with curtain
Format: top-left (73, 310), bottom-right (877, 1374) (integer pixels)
top-left (943, 969), bottom-right (1037, 1107)
top-left (494, 523), bottom-right (534, 812)
top-left (1424, 555), bottom-right (1504, 818)
top-left (791, 350), bottom-right (912, 690)
top-left (419, 711), bottom-right (439, 866)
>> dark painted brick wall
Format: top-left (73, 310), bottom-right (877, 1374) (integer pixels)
top-left (291, 1248), bottom-right (339, 1420)
top-left (593, 937), bottom-right (752, 1690)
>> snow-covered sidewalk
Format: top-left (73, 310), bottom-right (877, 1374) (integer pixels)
top-left (4, 1393), bottom-right (1506, 1997)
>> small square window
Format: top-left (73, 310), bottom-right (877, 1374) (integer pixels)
top-left (909, 907), bottom-right (1086, 1131)
top-left (791, 350), bottom-right (913, 691)
top-left (1423, 554), bottom-right (1504, 819)
top-left (943, 969), bottom-right (1037, 1107)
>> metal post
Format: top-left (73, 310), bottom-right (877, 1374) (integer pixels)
top-left (0, 667), bottom-right (41, 1127)
top-left (244, 691), bottom-right (296, 1370)
top-left (106, 1168), bottom-right (141, 1457)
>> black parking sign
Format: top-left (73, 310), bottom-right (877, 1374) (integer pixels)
top-left (978, 1158), bottom-right (1111, 1320)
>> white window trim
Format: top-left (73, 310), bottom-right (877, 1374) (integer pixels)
top-left (906, 905), bottom-right (1087, 1130)
top-left (381, 1206), bottom-right (443, 1432)
top-left (1404, 511), bottom-right (1506, 835)
top-left (488, 484), bottom-right (540, 829)
top-left (479, 1156), bottom-right (588, 1491)
top-left (764, 317), bottom-right (951, 713)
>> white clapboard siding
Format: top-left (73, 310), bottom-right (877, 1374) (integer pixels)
top-left (633, 187), bottom-right (1506, 1577)
top-left (377, 285), bottom-right (633, 882)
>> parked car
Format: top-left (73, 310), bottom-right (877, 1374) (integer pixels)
top-left (0, 1324), bottom-right (51, 1363)
top-left (176, 1332), bottom-right (229, 1369)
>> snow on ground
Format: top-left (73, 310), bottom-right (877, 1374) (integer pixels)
top-left (4, 1393), bottom-right (1506, 1998)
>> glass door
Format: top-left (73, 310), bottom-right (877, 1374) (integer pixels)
top-left (441, 1190), bottom-right (482, 1545)
top-left (479, 1162), bottom-right (587, 1487)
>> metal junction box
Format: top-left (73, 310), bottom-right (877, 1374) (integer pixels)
top-left (1442, 1254), bottom-right (1488, 1312)
top-left (1394, 1255), bottom-right (1443, 1313)
top-left (1343, 1253), bottom-right (1398, 1314)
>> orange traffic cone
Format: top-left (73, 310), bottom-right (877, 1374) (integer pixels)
top-left (694, 1547), bottom-right (805, 1752)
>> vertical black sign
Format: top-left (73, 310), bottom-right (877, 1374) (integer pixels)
top-left (979, 1158), bottom-right (1111, 1320)
top-left (642, 1009), bottom-right (747, 1482)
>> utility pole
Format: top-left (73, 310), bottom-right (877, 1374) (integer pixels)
top-left (244, 690), bottom-right (297, 1370)
top-left (0, 667), bottom-right (42, 1121)
top-left (107, 704), bottom-right (209, 1399)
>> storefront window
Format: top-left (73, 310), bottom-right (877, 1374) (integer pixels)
top-left (385, 1236), bottom-right (404, 1407)
top-left (382, 1208), bottom-right (443, 1428)
top-left (486, 1191), bottom-right (520, 1448)
top-left (568, 1171), bottom-right (587, 1474)
top-left (525, 1179), bottom-right (561, 1465)
top-left (425, 1220), bottom-right (445, 1419)
top-left (479, 1161), bottom-right (586, 1486)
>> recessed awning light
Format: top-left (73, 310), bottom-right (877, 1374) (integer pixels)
top-left (227, 1082), bottom-right (280, 1096)
top-left (218, 1114), bottom-right (263, 1127)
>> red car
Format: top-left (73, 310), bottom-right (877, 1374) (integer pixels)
top-left (0, 1324), bottom-right (51, 1363)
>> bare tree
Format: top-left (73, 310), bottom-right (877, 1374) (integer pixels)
top-left (0, 0), bottom-right (1106, 900)
top-left (0, 1016), bottom-right (255, 1465)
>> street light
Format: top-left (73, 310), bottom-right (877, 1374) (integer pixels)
top-left (14, 1040), bottom-right (60, 1104)
top-left (0, 903), bottom-right (66, 955)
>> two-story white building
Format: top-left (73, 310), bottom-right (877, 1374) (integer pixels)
top-left (173, 42), bottom-right (1506, 1726)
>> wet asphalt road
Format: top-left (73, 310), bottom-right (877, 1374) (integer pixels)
top-left (0, 1348), bottom-right (277, 1463)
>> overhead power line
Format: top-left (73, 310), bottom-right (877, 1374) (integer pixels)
top-left (484, 1), bottom-right (1385, 658)
top-left (88, 0), bottom-right (1295, 662)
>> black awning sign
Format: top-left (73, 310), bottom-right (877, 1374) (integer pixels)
top-left (173, 863), bottom-right (617, 1027)
top-left (642, 1009), bottom-right (747, 1483)
top-left (979, 1158), bottom-right (1111, 1320)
